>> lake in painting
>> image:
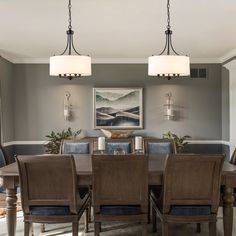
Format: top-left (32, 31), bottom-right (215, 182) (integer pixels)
top-left (94, 88), bottom-right (143, 129)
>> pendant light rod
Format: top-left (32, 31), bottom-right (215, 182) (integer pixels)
top-left (159, 0), bottom-right (179, 56)
top-left (50, 0), bottom-right (92, 80)
top-left (60, 0), bottom-right (81, 56)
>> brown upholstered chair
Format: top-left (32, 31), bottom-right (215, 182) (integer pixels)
top-left (92, 154), bottom-right (149, 236)
top-left (151, 154), bottom-right (224, 236)
top-left (16, 155), bottom-right (91, 236)
top-left (144, 138), bottom-right (177, 155)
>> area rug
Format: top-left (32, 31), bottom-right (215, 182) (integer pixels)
top-left (0, 193), bottom-right (22, 218)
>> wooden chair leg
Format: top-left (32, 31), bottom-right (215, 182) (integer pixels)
top-left (196, 223), bottom-right (201, 233)
top-left (95, 222), bottom-right (101, 236)
top-left (162, 222), bottom-right (168, 236)
top-left (142, 222), bottom-right (148, 236)
top-left (24, 222), bottom-right (30, 236)
top-left (72, 222), bottom-right (78, 236)
top-left (40, 224), bottom-right (45, 233)
top-left (84, 207), bottom-right (89, 233)
top-left (209, 222), bottom-right (217, 236)
top-left (152, 207), bottom-right (157, 232)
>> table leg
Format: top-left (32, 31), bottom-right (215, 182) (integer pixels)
top-left (223, 186), bottom-right (234, 236)
top-left (6, 188), bottom-right (17, 236)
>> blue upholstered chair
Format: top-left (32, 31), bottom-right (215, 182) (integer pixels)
top-left (106, 138), bottom-right (133, 154)
top-left (0, 146), bottom-right (7, 193)
top-left (92, 154), bottom-right (148, 235)
top-left (61, 138), bottom-right (93, 154)
top-left (144, 138), bottom-right (176, 155)
top-left (150, 154), bottom-right (224, 236)
top-left (16, 155), bottom-right (91, 235)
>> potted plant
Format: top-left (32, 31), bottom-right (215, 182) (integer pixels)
top-left (162, 131), bottom-right (191, 153)
top-left (45, 127), bottom-right (81, 154)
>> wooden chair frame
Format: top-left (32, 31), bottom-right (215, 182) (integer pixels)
top-left (17, 155), bottom-right (90, 236)
top-left (151, 154), bottom-right (224, 236)
top-left (92, 154), bottom-right (149, 236)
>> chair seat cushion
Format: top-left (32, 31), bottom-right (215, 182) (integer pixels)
top-left (170, 205), bottom-right (211, 216)
top-left (29, 206), bottom-right (70, 216)
top-left (100, 205), bottom-right (141, 215)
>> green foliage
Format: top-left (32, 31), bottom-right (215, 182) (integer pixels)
top-left (162, 131), bottom-right (191, 153)
top-left (45, 127), bottom-right (81, 154)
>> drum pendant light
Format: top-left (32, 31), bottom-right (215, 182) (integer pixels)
top-left (50, 0), bottom-right (91, 80)
top-left (148, 0), bottom-right (190, 80)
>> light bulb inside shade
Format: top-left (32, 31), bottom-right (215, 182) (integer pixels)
top-left (148, 55), bottom-right (190, 76)
top-left (50, 55), bottom-right (91, 76)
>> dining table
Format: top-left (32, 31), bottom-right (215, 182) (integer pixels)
top-left (0, 154), bottom-right (236, 236)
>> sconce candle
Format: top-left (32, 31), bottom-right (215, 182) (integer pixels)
top-left (135, 136), bottom-right (143, 150)
top-left (98, 137), bottom-right (106, 151)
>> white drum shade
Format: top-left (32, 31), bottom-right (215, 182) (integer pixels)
top-left (148, 55), bottom-right (190, 76)
top-left (50, 55), bottom-right (91, 76)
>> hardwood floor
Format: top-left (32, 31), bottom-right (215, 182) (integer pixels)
top-left (0, 208), bottom-right (235, 236)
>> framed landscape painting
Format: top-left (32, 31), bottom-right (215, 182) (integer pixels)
top-left (93, 88), bottom-right (143, 129)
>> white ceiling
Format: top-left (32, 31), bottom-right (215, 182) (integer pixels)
top-left (0, 0), bottom-right (236, 63)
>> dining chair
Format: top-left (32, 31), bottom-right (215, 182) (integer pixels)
top-left (60, 138), bottom-right (92, 219)
top-left (151, 154), bottom-right (224, 236)
top-left (60, 138), bottom-right (93, 154)
top-left (144, 138), bottom-right (177, 155)
top-left (92, 154), bottom-right (149, 236)
top-left (0, 145), bottom-right (8, 193)
top-left (16, 155), bottom-right (91, 236)
top-left (105, 138), bottom-right (134, 154)
top-left (144, 138), bottom-right (177, 223)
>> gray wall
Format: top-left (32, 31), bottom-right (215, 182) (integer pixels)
top-left (13, 63), bottom-right (222, 141)
top-left (0, 57), bottom-right (15, 142)
top-left (221, 67), bottom-right (230, 141)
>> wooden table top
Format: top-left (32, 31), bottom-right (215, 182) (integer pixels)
top-left (1, 154), bottom-right (236, 175)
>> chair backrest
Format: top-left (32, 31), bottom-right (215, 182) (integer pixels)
top-left (61, 138), bottom-right (93, 154)
top-left (229, 148), bottom-right (236, 165)
top-left (144, 138), bottom-right (176, 154)
top-left (16, 155), bottom-right (78, 214)
top-left (0, 145), bottom-right (7, 168)
top-left (92, 154), bottom-right (148, 212)
top-left (106, 138), bottom-right (134, 154)
top-left (162, 154), bottom-right (224, 214)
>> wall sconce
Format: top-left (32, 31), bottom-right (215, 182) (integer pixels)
top-left (64, 92), bottom-right (72, 121)
top-left (164, 93), bottom-right (174, 120)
